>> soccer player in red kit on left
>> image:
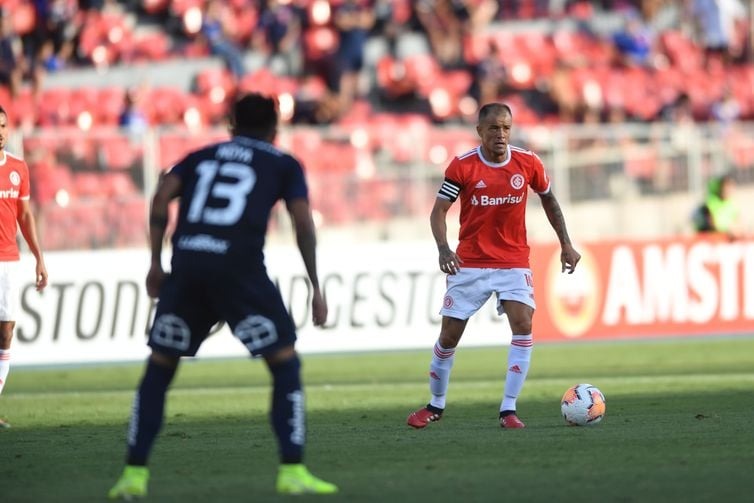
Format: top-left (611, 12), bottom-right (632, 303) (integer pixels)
top-left (407, 103), bottom-right (580, 430)
top-left (0, 105), bottom-right (48, 428)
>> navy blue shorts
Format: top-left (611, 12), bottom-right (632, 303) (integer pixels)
top-left (148, 268), bottom-right (297, 358)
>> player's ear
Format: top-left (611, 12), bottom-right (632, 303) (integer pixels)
top-left (226, 113), bottom-right (236, 136)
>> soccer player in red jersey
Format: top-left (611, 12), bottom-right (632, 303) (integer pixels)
top-left (407, 103), bottom-right (580, 429)
top-left (0, 105), bottom-right (48, 428)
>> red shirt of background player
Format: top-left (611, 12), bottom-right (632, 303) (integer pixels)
top-left (0, 152), bottom-right (30, 261)
top-left (442, 145), bottom-right (551, 269)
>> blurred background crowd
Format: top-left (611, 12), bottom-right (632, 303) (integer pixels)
top-left (0, 0), bottom-right (752, 250)
top-left (2, 0), bottom-right (752, 127)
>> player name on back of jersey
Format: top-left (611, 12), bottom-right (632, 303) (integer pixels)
top-left (177, 234), bottom-right (229, 254)
top-left (216, 144), bottom-right (253, 163)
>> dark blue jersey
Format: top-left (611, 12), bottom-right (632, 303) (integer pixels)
top-left (168, 135), bottom-right (308, 272)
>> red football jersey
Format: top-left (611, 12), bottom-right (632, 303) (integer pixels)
top-left (0, 151), bottom-right (30, 261)
top-left (437, 145), bottom-right (551, 269)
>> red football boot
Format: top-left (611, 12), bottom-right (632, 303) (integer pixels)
top-left (499, 412), bottom-right (526, 429)
top-left (407, 406), bottom-right (443, 429)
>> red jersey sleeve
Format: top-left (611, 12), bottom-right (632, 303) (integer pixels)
top-left (19, 160), bottom-right (31, 200)
top-left (529, 152), bottom-right (551, 194)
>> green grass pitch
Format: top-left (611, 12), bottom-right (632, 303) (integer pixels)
top-left (2, 336), bottom-right (753, 502)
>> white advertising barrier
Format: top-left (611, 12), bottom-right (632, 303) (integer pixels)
top-left (14, 243), bottom-right (511, 366)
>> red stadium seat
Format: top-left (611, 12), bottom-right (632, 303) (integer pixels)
top-left (68, 87), bottom-right (101, 127)
top-left (9, 88), bottom-right (36, 127)
top-left (169, 0), bottom-right (203, 16)
top-left (97, 87), bottom-right (127, 126)
top-left (158, 134), bottom-right (191, 170)
top-left (403, 53), bottom-right (441, 97)
top-left (132, 32), bottom-right (172, 61)
top-left (143, 0), bottom-right (170, 15)
top-left (105, 172), bottom-right (139, 197)
top-left (72, 172), bottom-right (105, 199)
top-left (195, 67), bottom-right (236, 97)
top-left (38, 88), bottom-right (73, 127)
top-left (146, 87), bottom-right (189, 125)
top-left (98, 135), bottom-right (141, 171)
top-left (10, 0), bottom-right (35, 36)
top-left (303, 27), bottom-right (338, 62)
top-left (660, 31), bottom-right (703, 73)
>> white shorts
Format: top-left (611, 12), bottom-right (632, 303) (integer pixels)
top-left (440, 267), bottom-right (536, 320)
top-left (0, 261), bottom-right (19, 322)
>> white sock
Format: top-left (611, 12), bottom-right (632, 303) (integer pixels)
top-left (0, 349), bottom-right (10, 395)
top-left (429, 340), bottom-right (455, 410)
top-left (500, 334), bottom-right (533, 412)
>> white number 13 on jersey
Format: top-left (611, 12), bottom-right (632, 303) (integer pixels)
top-left (187, 161), bottom-right (256, 226)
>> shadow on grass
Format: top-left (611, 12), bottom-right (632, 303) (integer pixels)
top-left (3, 388), bottom-right (753, 503)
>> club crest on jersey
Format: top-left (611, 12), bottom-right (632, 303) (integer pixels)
top-left (510, 173), bottom-right (525, 190)
top-left (9, 171), bottom-right (20, 186)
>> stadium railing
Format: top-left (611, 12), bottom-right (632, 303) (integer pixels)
top-left (11, 120), bottom-right (754, 251)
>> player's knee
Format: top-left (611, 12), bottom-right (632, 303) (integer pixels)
top-left (264, 345), bottom-right (297, 367)
top-left (438, 332), bottom-right (462, 349)
top-left (439, 317), bottom-right (466, 348)
top-left (509, 319), bottom-right (532, 335)
top-left (266, 350), bottom-right (301, 377)
top-left (149, 351), bottom-right (179, 369)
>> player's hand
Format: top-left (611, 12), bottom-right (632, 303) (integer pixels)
top-left (146, 264), bottom-right (166, 298)
top-left (35, 261), bottom-right (48, 292)
top-left (438, 246), bottom-right (463, 275)
top-left (561, 244), bottom-right (581, 274)
top-left (311, 287), bottom-right (328, 327)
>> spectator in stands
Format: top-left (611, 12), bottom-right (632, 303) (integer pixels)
top-left (253, 0), bottom-right (303, 76)
top-left (200, 0), bottom-right (246, 78)
top-left (547, 61), bottom-right (581, 123)
top-left (612, 9), bottom-right (656, 67)
top-left (414, 0), bottom-right (470, 69)
top-left (690, 0), bottom-right (748, 66)
top-left (710, 84), bottom-right (741, 129)
top-left (332, 0), bottom-right (375, 110)
top-left (36, 0), bottom-right (81, 73)
top-left (118, 88), bottom-right (148, 136)
top-left (0, 9), bottom-right (25, 97)
top-left (468, 40), bottom-right (509, 106)
top-left (660, 92), bottom-right (694, 123)
top-left (497, 0), bottom-right (549, 19)
top-left (693, 173), bottom-right (742, 239)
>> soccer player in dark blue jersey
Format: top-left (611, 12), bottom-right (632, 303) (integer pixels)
top-left (109, 93), bottom-right (337, 498)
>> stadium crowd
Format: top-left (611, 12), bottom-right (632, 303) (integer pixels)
top-left (0, 0), bottom-right (751, 128)
top-left (1, 0), bottom-right (752, 251)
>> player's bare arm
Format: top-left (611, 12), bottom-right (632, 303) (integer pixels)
top-left (287, 197), bottom-right (327, 327)
top-left (147, 172), bottom-right (182, 298)
top-left (16, 199), bottom-right (47, 291)
top-left (539, 191), bottom-right (581, 274)
top-left (430, 197), bottom-right (462, 275)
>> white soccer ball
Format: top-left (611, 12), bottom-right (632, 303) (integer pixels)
top-left (561, 383), bottom-right (606, 426)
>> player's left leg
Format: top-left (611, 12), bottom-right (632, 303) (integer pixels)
top-left (498, 300), bottom-right (534, 429)
top-left (223, 273), bottom-right (336, 494)
top-left (108, 351), bottom-right (179, 500)
top-left (0, 261), bottom-right (19, 428)
top-left (264, 346), bottom-right (337, 495)
top-left (0, 321), bottom-right (13, 428)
